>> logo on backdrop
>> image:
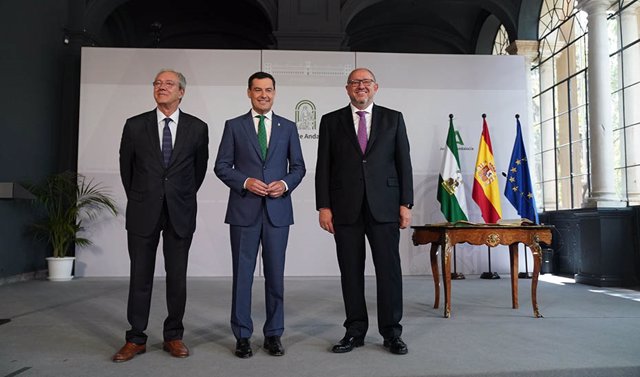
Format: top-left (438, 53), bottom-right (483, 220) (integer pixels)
top-left (295, 99), bottom-right (318, 140)
top-left (439, 130), bottom-right (474, 151)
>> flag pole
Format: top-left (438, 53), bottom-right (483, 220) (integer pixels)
top-left (448, 114), bottom-right (466, 280)
top-left (440, 113), bottom-right (467, 280)
top-left (451, 245), bottom-right (465, 280)
top-left (507, 114), bottom-right (535, 279)
top-left (477, 114), bottom-right (500, 280)
top-left (518, 243), bottom-right (532, 279)
top-left (480, 246), bottom-right (500, 279)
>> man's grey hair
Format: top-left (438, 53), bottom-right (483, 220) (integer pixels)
top-left (156, 69), bottom-right (187, 90)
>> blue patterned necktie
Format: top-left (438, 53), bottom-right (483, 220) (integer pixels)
top-left (356, 111), bottom-right (367, 153)
top-left (162, 118), bottom-right (172, 167)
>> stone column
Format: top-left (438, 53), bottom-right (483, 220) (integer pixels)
top-left (506, 40), bottom-right (543, 203)
top-left (573, 0), bottom-right (632, 288)
top-left (577, 0), bottom-right (623, 207)
top-left (506, 40), bottom-right (540, 272)
top-left (506, 40), bottom-right (539, 125)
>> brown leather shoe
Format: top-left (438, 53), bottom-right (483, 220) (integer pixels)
top-left (163, 339), bottom-right (189, 358)
top-left (112, 342), bottom-right (146, 362)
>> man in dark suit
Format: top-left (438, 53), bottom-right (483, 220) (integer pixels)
top-left (214, 72), bottom-right (305, 358)
top-left (113, 69), bottom-right (209, 362)
top-left (315, 68), bottom-right (413, 355)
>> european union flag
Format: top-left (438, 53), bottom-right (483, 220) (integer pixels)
top-left (504, 117), bottom-right (539, 223)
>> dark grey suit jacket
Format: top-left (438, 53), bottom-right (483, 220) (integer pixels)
top-left (119, 109), bottom-right (209, 237)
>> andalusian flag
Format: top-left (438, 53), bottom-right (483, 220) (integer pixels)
top-left (437, 116), bottom-right (468, 222)
top-left (472, 116), bottom-right (502, 223)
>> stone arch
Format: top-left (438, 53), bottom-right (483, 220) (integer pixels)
top-left (517, 0), bottom-right (544, 40)
top-left (83, 0), bottom-right (277, 41)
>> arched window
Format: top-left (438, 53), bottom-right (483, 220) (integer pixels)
top-left (609, 0), bottom-right (640, 205)
top-left (492, 24), bottom-right (510, 55)
top-left (532, 0), bottom-right (640, 210)
top-left (532, 0), bottom-right (589, 210)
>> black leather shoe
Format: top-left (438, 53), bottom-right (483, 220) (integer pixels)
top-left (263, 336), bottom-right (285, 356)
top-left (331, 335), bottom-right (364, 353)
top-left (235, 338), bottom-right (253, 358)
top-left (383, 336), bottom-right (408, 355)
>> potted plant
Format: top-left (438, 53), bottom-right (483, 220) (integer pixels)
top-left (29, 171), bottom-right (118, 281)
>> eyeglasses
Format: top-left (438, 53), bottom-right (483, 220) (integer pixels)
top-left (152, 80), bottom-right (177, 88)
top-left (347, 79), bottom-right (375, 87)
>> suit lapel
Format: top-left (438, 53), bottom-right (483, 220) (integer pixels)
top-left (339, 106), bottom-right (362, 155)
top-left (367, 104), bottom-right (381, 153)
top-left (267, 113), bottom-right (284, 162)
top-left (171, 110), bottom-right (193, 167)
top-left (241, 111), bottom-right (263, 160)
top-left (144, 111), bottom-right (164, 166)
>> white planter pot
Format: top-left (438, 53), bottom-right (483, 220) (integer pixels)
top-left (46, 257), bottom-right (75, 281)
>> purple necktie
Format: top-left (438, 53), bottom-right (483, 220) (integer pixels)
top-left (356, 111), bottom-right (367, 153)
top-left (162, 118), bottom-right (172, 167)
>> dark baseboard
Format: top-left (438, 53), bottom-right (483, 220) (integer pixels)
top-left (0, 269), bottom-right (47, 286)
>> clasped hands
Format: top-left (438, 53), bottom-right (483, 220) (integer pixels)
top-left (246, 177), bottom-right (286, 198)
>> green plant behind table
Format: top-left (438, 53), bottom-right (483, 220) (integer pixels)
top-left (29, 171), bottom-right (118, 258)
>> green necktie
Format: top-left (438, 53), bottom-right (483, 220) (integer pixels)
top-left (256, 115), bottom-right (267, 160)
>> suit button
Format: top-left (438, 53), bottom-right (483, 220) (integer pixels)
top-left (362, 159), bottom-right (367, 163)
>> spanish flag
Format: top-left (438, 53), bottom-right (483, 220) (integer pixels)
top-left (472, 115), bottom-right (502, 223)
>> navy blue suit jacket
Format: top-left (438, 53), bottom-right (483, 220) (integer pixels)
top-left (214, 111), bottom-right (306, 227)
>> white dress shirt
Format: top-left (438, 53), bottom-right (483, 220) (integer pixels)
top-left (350, 102), bottom-right (373, 140)
top-left (157, 108), bottom-right (179, 148)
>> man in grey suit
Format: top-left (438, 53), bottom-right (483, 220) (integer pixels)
top-left (315, 68), bottom-right (413, 355)
top-left (214, 71), bottom-right (305, 358)
top-left (114, 69), bottom-right (209, 362)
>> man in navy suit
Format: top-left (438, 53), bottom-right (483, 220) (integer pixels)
top-left (315, 68), bottom-right (413, 355)
top-left (114, 69), bottom-right (209, 362)
top-left (214, 71), bottom-right (306, 358)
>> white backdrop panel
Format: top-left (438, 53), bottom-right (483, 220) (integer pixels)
top-left (77, 48), bottom-right (261, 277)
top-left (357, 52), bottom-right (529, 275)
top-left (77, 48), bottom-right (530, 277)
top-left (261, 50), bottom-right (359, 276)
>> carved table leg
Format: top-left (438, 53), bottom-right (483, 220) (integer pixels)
top-left (509, 243), bottom-right (519, 309)
top-left (529, 240), bottom-right (544, 318)
top-left (442, 237), bottom-right (452, 318)
top-left (429, 243), bottom-right (440, 309)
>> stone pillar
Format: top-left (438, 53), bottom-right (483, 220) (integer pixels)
top-left (273, 0), bottom-right (344, 50)
top-left (620, 3), bottom-right (640, 203)
top-left (506, 40), bottom-right (541, 201)
top-left (573, 0), bottom-right (631, 288)
top-left (506, 40), bottom-right (541, 272)
top-left (577, 0), bottom-right (623, 207)
top-left (506, 39), bottom-right (539, 121)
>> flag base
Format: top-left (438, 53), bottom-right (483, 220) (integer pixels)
top-left (480, 272), bottom-right (500, 279)
top-left (451, 272), bottom-right (466, 280)
top-left (518, 272), bottom-right (532, 279)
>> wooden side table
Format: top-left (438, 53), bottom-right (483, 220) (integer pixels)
top-left (411, 224), bottom-right (553, 318)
